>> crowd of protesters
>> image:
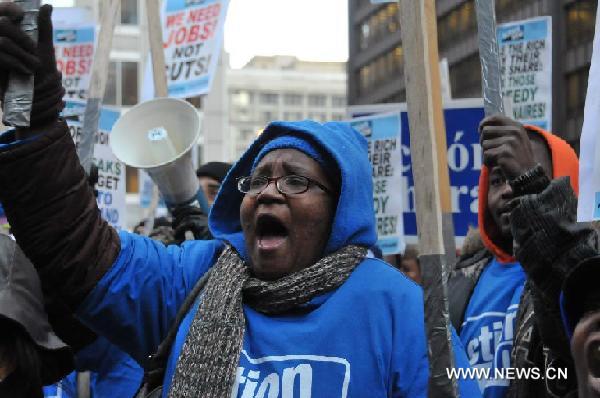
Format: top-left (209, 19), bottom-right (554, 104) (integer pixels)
top-left (0, 3), bottom-right (599, 398)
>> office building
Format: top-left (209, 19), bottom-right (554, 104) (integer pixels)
top-left (348, 0), bottom-right (597, 151)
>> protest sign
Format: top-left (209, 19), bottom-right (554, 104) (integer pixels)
top-left (52, 8), bottom-right (95, 100)
top-left (350, 113), bottom-right (405, 255)
top-left (577, 10), bottom-right (600, 222)
top-left (497, 16), bottom-right (552, 130)
top-left (63, 101), bottom-right (125, 230)
top-left (348, 99), bottom-right (484, 246)
top-left (162, 0), bottom-right (230, 98)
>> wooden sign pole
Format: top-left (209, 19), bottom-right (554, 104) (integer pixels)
top-left (79, 0), bottom-right (120, 175)
top-left (398, 1), bottom-right (458, 396)
top-left (427, 5), bottom-right (456, 267)
top-left (146, 0), bottom-right (168, 98)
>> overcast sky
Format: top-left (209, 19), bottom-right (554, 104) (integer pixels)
top-left (45, 0), bottom-right (349, 69)
top-left (224, 0), bottom-right (348, 68)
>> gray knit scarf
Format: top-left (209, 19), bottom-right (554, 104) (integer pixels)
top-left (168, 244), bottom-right (367, 398)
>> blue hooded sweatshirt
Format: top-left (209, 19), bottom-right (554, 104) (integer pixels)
top-left (43, 336), bottom-right (143, 398)
top-left (76, 120), bottom-right (481, 397)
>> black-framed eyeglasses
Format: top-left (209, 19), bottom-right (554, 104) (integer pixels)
top-left (237, 175), bottom-right (331, 195)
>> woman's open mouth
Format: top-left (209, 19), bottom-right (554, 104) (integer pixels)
top-left (255, 214), bottom-right (289, 251)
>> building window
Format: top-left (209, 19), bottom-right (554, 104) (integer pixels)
top-left (357, 3), bottom-right (399, 50)
top-left (357, 45), bottom-right (403, 95)
top-left (241, 129), bottom-right (254, 140)
top-left (308, 112), bottom-right (327, 122)
top-left (308, 94), bottom-right (327, 107)
top-left (332, 96), bottom-right (346, 107)
top-left (126, 165), bottom-right (138, 193)
top-left (283, 93), bottom-right (303, 105)
top-left (103, 61), bottom-right (139, 107)
top-left (449, 54), bottom-right (481, 99)
top-left (232, 90), bottom-right (252, 107)
top-left (331, 113), bottom-right (345, 121)
top-left (261, 111), bottom-right (276, 123)
top-left (121, 61), bottom-right (138, 105)
top-left (260, 92), bottom-right (279, 105)
top-left (566, 67), bottom-right (589, 119)
top-left (495, 0), bottom-right (538, 20)
top-left (437, 1), bottom-right (476, 52)
top-left (283, 112), bottom-right (303, 120)
top-left (358, 67), bottom-right (370, 95)
top-left (233, 107), bottom-right (250, 121)
top-left (121, 0), bottom-right (138, 25)
top-left (566, 0), bottom-right (597, 48)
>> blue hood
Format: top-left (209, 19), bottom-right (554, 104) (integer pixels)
top-left (209, 120), bottom-right (376, 261)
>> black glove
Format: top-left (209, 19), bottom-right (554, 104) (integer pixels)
top-left (0, 4), bottom-right (64, 128)
top-left (171, 204), bottom-right (213, 243)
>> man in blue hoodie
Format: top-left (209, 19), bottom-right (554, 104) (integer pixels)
top-left (0, 4), bottom-right (481, 397)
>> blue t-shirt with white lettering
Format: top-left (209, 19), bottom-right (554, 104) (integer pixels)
top-left (460, 258), bottom-right (526, 398)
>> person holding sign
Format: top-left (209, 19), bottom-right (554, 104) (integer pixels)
top-left (448, 114), bottom-right (580, 397)
top-left (490, 119), bottom-right (600, 398)
top-left (0, 4), bottom-right (483, 397)
top-left (476, 119), bottom-right (600, 398)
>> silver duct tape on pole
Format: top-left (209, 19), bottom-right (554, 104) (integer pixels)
top-left (2, 0), bottom-right (40, 127)
top-left (78, 97), bottom-right (101, 174)
top-left (442, 213), bottom-right (457, 267)
top-left (475, 0), bottom-right (504, 116)
top-left (420, 253), bottom-right (458, 397)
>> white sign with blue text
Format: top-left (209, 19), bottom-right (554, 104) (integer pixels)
top-left (350, 113), bottom-right (405, 255)
top-left (63, 101), bottom-right (125, 230)
top-left (497, 16), bottom-right (552, 130)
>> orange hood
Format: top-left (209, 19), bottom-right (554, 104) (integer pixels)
top-left (478, 125), bottom-right (579, 263)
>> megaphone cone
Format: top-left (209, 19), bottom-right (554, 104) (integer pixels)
top-left (110, 98), bottom-right (201, 207)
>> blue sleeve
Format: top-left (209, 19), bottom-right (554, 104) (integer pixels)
top-left (82, 338), bottom-right (144, 398)
top-left (45, 338), bottom-right (144, 398)
top-left (76, 231), bottom-right (223, 364)
top-left (389, 279), bottom-right (428, 398)
top-left (393, 327), bottom-right (481, 397)
top-left (390, 277), bottom-right (481, 397)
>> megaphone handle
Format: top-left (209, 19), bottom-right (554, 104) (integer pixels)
top-left (142, 185), bottom-right (160, 237)
top-left (184, 230), bottom-right (195, 241)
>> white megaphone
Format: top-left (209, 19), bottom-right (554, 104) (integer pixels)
top-left (110, 97), bottom-right (208, 213)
